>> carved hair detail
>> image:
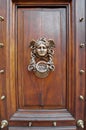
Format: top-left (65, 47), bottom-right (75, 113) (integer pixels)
top-left (28, 37), bottom-right (55, 78)
top-left (48, 40), bottom-right (55, 48)
top-left (29, 38), bottom-right (55, 49)
top-left (29, 40), bottom-right (36, 49)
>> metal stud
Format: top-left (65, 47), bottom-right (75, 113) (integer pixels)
top-left (77, 120), bottom-right (84, 128)
top-left (29, 122), bottom-right (32, 127)
top-left (80, 70), bottom-right (85, 74)
top-left (79, 17), bottom-right (84, 22)
top-left (0, 16), bottom-right (4, 22)
top-left (1, 95), bottom-right (6, 100)
top-left (0, 70), bottom-right (4, 74)
top-left (0, 43), bottom-right (4, 48)
top-left (1, 120), bottom-right (8, 128)
top-left (80, 43), bottom-right (85, 48)
top-left (79, 95), bottom-right (84, 101)
top-left (53, 122), bottom-right (57, 127)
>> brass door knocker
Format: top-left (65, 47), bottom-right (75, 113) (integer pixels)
top-left (28, 37), bottom-right (55, 78)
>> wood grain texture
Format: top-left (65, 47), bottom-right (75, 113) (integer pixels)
top-left (0, 0), bottom-right (8, 122)
top-left (9, 109), bottom-right (76, 127)
top-left (75, 0), bottom-right (85, 120)
top-left (17, 8), bottom-right (67, 109)
top-left (0, 0), bottom-right (85, 130)
top-left (9, 126), bottom-right (77, 130)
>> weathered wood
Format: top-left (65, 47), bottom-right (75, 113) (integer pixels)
top-left (9, 126), bottom-right (77, 130)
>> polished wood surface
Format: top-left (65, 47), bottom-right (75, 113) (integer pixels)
top-left (0, 0), bottom-right (85, 130)
top-left (0, 0), bottom-right (8, 125)
top-left (17, 7), bottom-right (66, 108)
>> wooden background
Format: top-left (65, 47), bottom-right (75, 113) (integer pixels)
top-left (0, 0), bottom-right (85, 129)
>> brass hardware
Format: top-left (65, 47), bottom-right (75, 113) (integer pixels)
top-left (0, 16), bottom-right (4, 22)
top-left (0, 43), bottom-right (4, 48)
top-left (79, 95), bottom-right (84, 101)
top-left (77, 120), bottom-right (84, 128)
top-left (80, 43), bottom-right (85, 48)
top-left (80, 70), bottom-right (85, 74)
top-left (0, 70), bottom-right (4, 74)
top-left (28, 38), bottom-right (55, 78)
top-left (29, 122), bottom-right (32, 127)
top-left (1, 95), bottom-right (6, 100)
top-left (79, 18), bottom-right (84, 22)
top-left (53, 122), bottom-right (57, 127)
top-left (1, 120), bottom-right (8, 128)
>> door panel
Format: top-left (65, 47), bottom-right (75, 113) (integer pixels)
top-left (0, 0), bottom-right (85, 130)
top-left (18, 8), bottom-right (66, 109)
top-left (8, 6), bottom-right (76, 128)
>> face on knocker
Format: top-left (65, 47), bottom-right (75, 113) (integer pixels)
top-left (28, 38), bottom-right (55, 78)
top-left (36, 42), bottom-right (47, 57)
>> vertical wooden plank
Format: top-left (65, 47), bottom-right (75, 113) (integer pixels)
top-left (75, 0), bottom-right (85, 121)
top-left (85, 0), bottom-right (86, 129)
top-left (0, 0), bottom-right (8, 125)
top-left (0, 0), bottom-right (17, 124)
top-left (6, 0), bottom-right (17, 118)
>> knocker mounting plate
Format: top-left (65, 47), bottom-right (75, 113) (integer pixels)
top-left (28, 37), bottom-right (55, 78)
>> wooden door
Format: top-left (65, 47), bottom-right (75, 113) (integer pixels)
top-left (17, 8), bottom-right (67, 109)
top-left (0, 0), bottom-right (86, 130)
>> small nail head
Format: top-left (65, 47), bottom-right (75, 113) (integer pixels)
top-left (0, 70), bottom-right (5, 73)
top-left (29, 122), bottom-right (32, 127)
top-left (80, 70), bottom-right (85, 74)
top-left (53, 122), bottom-right (57, 127)
top-left (0, 16), bottom-right (4, 21)
top-left (80, 43), bottom-right (85, 48)
top-left (79, 17), bottom-right (84, 22)
top-left (79, 95), bottom-right (84, 100)
top-left (0, 43), bottom-right (4, 48)
top-left (1, 95), bottom-right (6, 100)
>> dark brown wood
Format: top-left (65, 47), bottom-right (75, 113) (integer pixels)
top-left (17, 7), bottom-right (67, 109)
top-left (75, 0), bottom-right (85, 120)
top-left (0, 0), bottom-right (8, 123)
top-left (9, 120), bottom-right (75, 127)
top-left (0, 0), bottom-right (85, 130)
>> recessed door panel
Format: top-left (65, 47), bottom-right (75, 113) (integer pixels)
top-left (18, 8), bottom-right (66, 109)
top-left (0, 0), bottom-right (85, 129)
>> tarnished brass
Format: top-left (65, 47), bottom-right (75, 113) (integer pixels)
top-left (1, 120), bottom-right (8, 128)
top-left (0, 70), bottom-right (4, 74)
top-left (80, 70), bottom-right (85, 74)
top-left (80, 43), bottom-right (85, 48)
top-left (29, 122), bottom-right (32, 127)
top-left (79, 95), bottom-right (84, 101)
top-left (0, 43), bottom-right (4, 48)
top-left (79, 18), bottom-right (84, 22)
top-left (28, 37), bottom-right (55, 78)
top-left (1, 95), bottom-right (6, 100)
top-left (53, 122), bottom-right (57, 127)
top-left (0, 16), bottom-right (4, 22)
top-left (77, 120), bottom-right (84, 128)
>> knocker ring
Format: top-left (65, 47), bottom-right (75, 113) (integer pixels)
top-left (28, 37), bottom-right (55, 78)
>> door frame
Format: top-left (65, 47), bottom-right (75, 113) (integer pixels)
top-left (0, 0), bottom-right (86, 129)
top-left (7, 0), bottom-right (75, 118)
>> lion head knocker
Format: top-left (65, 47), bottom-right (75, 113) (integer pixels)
top-left (28, 37), bottom-right (55, 78)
